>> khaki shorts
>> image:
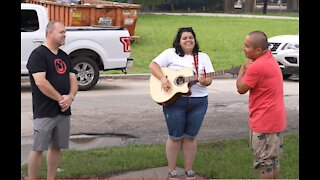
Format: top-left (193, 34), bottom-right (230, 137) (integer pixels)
top-left (250, 131), bottom-right (284, 171)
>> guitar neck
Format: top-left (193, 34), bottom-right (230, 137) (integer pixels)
top-left (184, 71), bottom-right (226, 82)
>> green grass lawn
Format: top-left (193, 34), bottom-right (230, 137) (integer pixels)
top-left (119, 14), bottom-right (298, 74)
top-left (21, 132), bottom-right (298, 179)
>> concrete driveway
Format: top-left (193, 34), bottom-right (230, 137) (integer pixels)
top-left (21, 75), bottom-right (299, 140)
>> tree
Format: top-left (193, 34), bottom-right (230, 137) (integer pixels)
top-left (262, 0), bottom-right (268, 14)
top-left (287, 0), bottom-right (299, 12)
top-left (130, 0), bottom-right (164, 11)
top-left (224, 0), bottom-right (235, 13)
top-left (242, 0), bottom-right (256, 13)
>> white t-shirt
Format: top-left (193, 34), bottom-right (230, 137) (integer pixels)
top-left (153, 48), bottom-right (215, 97)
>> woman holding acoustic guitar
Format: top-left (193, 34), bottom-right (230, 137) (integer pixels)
top-left (149, 27), bottom-right (214, 179)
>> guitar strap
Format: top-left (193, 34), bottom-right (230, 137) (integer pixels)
top-left (193, 54), bottom-right (206, 78)
top-left (193, 54), bottom-right (199, 76)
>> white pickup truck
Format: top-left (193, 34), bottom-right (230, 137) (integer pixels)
top-left (21, 3), bottom-right (133, 90)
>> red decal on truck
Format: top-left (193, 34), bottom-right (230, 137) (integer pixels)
top-left (120, 37), bottom-right (131, 52)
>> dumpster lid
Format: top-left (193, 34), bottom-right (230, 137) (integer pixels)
top-left (66, 26), bottom-right (125, 31)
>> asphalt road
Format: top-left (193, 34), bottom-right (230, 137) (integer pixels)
top-left (21, 75), bottom-right (299, 145)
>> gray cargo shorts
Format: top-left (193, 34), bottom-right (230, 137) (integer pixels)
top-left (32, 114), bottom-right (70, 151)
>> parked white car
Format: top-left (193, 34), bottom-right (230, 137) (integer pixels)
top-left (268, 34), bottom-right (299, 79)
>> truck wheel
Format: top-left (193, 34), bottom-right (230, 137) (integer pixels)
top-left (282, 74), bottom-right (292, 80)
top-left (72, 56), bottom-right (99, 91)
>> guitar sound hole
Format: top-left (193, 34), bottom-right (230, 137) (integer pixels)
top-left (175, 76), bottom-right (185, 86)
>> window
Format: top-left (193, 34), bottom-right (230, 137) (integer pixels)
top-left (21, 10), bottom-right (39, 32)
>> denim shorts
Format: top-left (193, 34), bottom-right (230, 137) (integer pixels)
top-left (163, 96), bottom-right (208, 140)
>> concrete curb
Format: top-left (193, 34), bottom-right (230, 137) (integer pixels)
top-left (99, 73), bottom-right (150, 80)
top-left (141, 12), bottom-right (299, 20)
top-left (99, 73), bottom-right (237, 80)
top-left (21, 73), bottom-right (237, 83)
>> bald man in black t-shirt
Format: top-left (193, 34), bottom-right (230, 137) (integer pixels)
top-left (26, 20), bottom-right (78, 179)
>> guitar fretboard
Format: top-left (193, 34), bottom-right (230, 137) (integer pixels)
top-left (184, 70), bottom-right (226, 82)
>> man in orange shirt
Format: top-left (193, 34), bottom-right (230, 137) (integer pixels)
top-left (236, 31), bottom-right (287, 179)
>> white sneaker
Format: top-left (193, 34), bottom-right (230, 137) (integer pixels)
top-left (168, 169), bottom-right (178, 179)
top-left (185, 169), bottom-right (196, 179)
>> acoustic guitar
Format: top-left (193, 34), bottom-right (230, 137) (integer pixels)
top-left (149, 66), bottom-right (239, 106)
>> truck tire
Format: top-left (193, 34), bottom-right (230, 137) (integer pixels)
top-left (71, 56), bottom-right (99, 91)
top-left (282, 74), bottom-right (292, 80)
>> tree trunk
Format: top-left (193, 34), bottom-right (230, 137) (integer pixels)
top-left (242, 0), bottom-right (256, 13)
top-left (287, 0), bottom-right (299, 12)
top-left (171, 4), bottom-right (174, 12)
top-left (224, 0), bottom-right (235, 13)
top-left (262, 0), bottom-right (268, 14)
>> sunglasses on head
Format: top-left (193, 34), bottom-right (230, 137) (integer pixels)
top-left (179, 27), bottom-right (193, 31)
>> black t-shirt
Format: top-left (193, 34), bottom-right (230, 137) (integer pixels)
top-left (27, 45), bottom-right (73, 119)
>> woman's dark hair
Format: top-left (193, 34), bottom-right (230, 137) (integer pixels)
top-left (172, 27), bottom-right (200, 57)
